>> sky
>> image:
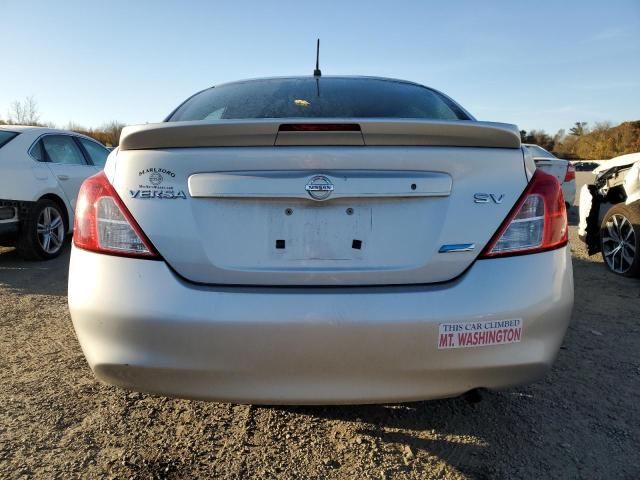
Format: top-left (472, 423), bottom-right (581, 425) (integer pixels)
top-left (1, 0), bottom-right (639, 133)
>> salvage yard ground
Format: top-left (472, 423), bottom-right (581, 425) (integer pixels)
top-left (1, 217), bottom-right (639, 479)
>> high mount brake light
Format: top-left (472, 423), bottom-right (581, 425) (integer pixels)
top-left (481, 169), bottom-right (568, 258)
top-left (278, 123), bottom-right (361, 132)
top-left (73, 171), bottom-right (159, 259)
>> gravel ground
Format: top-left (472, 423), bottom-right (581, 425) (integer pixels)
top-left (1, 217), bottom-right (639, 479)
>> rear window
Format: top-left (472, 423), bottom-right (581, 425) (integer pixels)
top-left (168, 78), bottom-right (470, 122)
top-left (78, 137), bottom-right (109, 168)
top-left (526, 145), bottom-right (556, 159)
top-left (0, 130), bottom-right (19, 149)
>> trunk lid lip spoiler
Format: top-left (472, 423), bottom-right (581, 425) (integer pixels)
top-left (119, 118), bottom-right (521, 151)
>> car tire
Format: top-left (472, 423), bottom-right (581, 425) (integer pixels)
top-left (599, 202), bottom-right (640, 277)
top-left (16, 199), bottom-right (67, 260)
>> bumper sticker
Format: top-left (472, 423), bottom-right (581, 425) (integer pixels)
top-left (438, 319), bottom-right (522, 349)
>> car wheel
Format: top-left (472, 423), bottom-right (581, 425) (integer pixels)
top-left (16, 199), bottom-right (67, 260)
top-left (599, 203), bottom-right (640, 277)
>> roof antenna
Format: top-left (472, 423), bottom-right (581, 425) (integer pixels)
top-left (313, 38), bottom-right (321, 77)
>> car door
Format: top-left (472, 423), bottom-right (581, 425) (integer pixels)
top-left (40, 134), bottom-right (96, 212)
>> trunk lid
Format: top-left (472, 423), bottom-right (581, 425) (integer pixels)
top-left (111, 120), bottom-right (526, 286)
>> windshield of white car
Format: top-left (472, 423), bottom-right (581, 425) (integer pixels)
top-left (167, 78), bottom-right (471, 122)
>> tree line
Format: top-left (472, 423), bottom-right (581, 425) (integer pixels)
top-left (521, 120), bottom-right (639, 159)
top-left (3, 97), bottom-right (639, 156)
top-left (1, 96), bottom-right (124, 147)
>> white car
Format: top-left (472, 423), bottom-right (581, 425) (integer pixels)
top-left (523, 144), bottom-right (576, 207)
top-left (578, 152), bottom-right (640, 277)
top-left (0, 126), bottom-right (110, 259)
top-left (68, 76), bottom-right (573, 404)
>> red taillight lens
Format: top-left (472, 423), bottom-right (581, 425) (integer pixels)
top-left (73, 171), bottom-right (159, 259)
top-left (480, 169), bottom-right (568, 258)
top-left (564, 163), bottom-right (576, 182)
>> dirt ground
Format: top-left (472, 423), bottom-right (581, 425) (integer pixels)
top-left (1, 216), bottom-right (639, 479)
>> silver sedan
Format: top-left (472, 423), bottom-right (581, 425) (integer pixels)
top-left (68, 76), bottom-right (573, 404)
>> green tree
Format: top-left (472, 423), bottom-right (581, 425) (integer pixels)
top-left (520, 130), bottom-right (527, 142)
top-left (553, 121), bottom-right (639, 159)
top-left (569, 122), bottom-right (588, 136)
top-left (523, 129), bottom-right (555, 151)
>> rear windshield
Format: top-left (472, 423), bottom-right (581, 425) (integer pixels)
top-left (168, 78), bottom-right (471, 122)
top-left (525, 145), bottom-right (556, 159)
top-left (0, 130), bottom-right (19, 149)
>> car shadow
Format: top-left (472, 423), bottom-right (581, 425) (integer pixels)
top-left (273, 394), bottom-right (507, 477)
top-left (0, 241), bottom-right (71, 296)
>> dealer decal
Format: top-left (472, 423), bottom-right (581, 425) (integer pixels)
top-left (130, 167), bottom-right (187, 199)
top-left (438, 319), bottom-right (522, 349)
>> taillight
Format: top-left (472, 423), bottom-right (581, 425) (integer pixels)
top-left (564, 163), bottom-right (576, 182)
top-left (73, 171), bottom-right (159, 259)
top-left (480, 169), bottom-right (567, 258)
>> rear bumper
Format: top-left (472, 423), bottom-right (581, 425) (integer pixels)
top-left (0, 201), bottom-right (19, 242)
top-left (68, 246), bottom-right (573, 404)
top-left (0, 221), bottom-right (19, 242)
top-left (0, 199), bottom-right (33, 244)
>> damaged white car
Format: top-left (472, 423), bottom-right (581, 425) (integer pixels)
top-left (578, 152), bottom-right (640, 277)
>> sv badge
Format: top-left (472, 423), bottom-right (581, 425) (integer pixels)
top-left (474, 193), bottom-right (505, 204)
